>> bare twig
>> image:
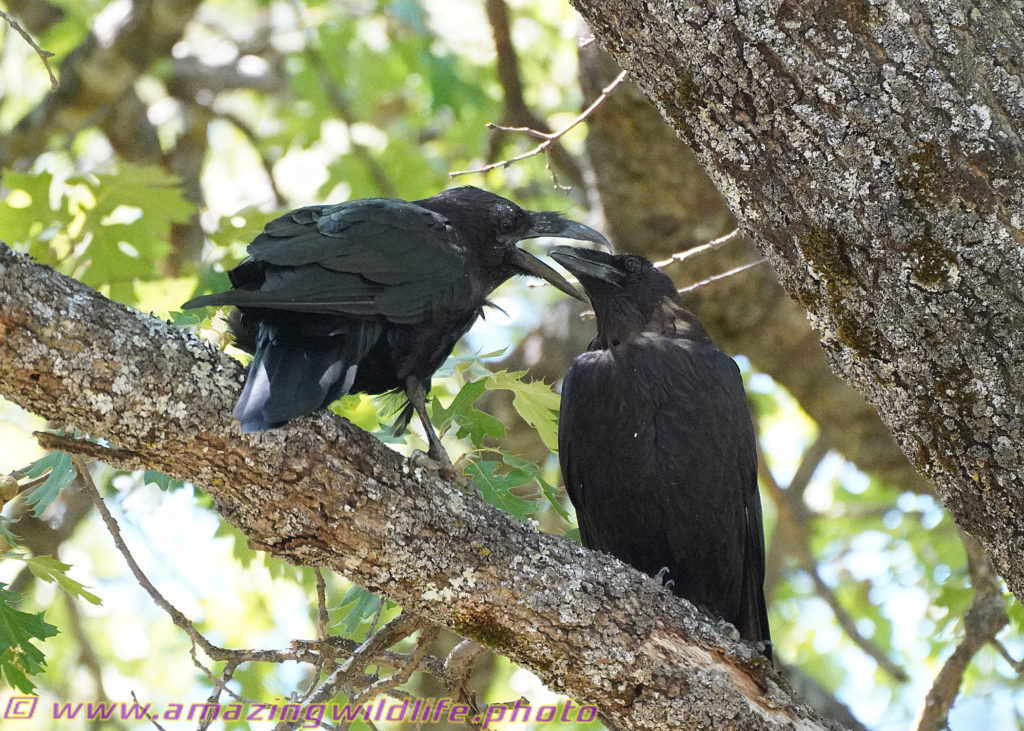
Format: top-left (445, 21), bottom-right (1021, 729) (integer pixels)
top-left (131, 690), bottom-right (169, 731)
top-left (991, 639), bottom-right (1024, 673)
top-left (73, 455), bottom-right (223, 657)
top-left (915, 533), bottom-right (1008, 731)
top-left (449, 70), bottom-right (628, 185)
top-left (677, 259), bottom-right (767, 295)
top-left (196, 656), bottom-right (245, 731)
top-left (0, 10), bottom-right (58, 91)
top-left (652, 228), bottom-right (743, 270)
top-left (73, 450), bottom-right (454, 727)
top-left (442, 639), bottom-right (488, 731)
top-left (482, 0), bottom-right (586, 191)
top-left (356, 625), bottom-right (440, 701)
top-left (315, 568), bottom-right (330, 641)
top-left (277, 615), bottom-right (426, 731)
top-left (291, 636), bottom-right (447, 677)
top-left (68, 452), bottom-right (316, 669)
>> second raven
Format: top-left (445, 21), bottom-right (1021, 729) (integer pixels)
top-left (551, 246), bottom-right (771, 657)
top-left (183, 186), bottom-right (608, 468)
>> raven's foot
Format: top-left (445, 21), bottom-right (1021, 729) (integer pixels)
top-left (710, 615), bottom-right (741, 642)
top-left (753, 640), bottom-right (775, 664)
top-left (409, 449), bottom-right (467, 486)
top-left (653, 566), bottom-right (675, 592)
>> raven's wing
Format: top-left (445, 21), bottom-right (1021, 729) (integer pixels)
top-left (558, 355), bottom-right (598, 547)
top-left (183, 199), bottom-right (469, 324)
top-left (558, 336), bottom-right (769, 645)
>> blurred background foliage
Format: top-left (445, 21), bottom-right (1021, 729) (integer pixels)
top-left (1, 0), bottom-right (1022, 728)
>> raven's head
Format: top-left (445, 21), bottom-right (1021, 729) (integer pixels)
top-left (550, 246), bottom-right (704, 347)
top-left (423, 187), bottom-right (610, 301)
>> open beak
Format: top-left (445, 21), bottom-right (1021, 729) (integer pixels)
top-left (511, 248), bottom-right (586, 301)
top-left (523, 212), bottom-right (612, 251)
top-left (549, 245), bottom-right (625, 286)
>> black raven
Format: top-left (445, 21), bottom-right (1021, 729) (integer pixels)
top-left (182, 187), bottom-right (608, 469)
top-left (550, 246), bottom-right (771, 656)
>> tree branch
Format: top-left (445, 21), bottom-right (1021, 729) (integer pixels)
top-left (759, 446), bottom-right (909, 683)
top-left (914, 533), bottom-right (1007, 731)
top-left (0, 244), bottom-right (835, 729)
top-left (477, 0), bottom-right (587, 191)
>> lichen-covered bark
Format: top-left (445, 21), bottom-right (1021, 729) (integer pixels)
top-left (570, 0), bottom-right (1024, 598)
top-left (0, 244), bottom-right (836, 729)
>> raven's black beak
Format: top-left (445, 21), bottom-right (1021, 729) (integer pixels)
top-left (510, 248), bottom-right (587, 301)
top-left (523, 212), bottom-right (612, 251)
top-left (549, 245), bottom-right (625, 287)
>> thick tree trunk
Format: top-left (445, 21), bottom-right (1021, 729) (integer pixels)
top-left (0, 244), bottom-right (837, 729)
top-left (570, 0), bottom-right (1024, 599)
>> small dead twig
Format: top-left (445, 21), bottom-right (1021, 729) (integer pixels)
top-left (0, 10), bottom-right (59, 91)
top-left (131, 690), bottom-right (169, 731)
top-left (442, 639), bottom-right (488, 731)
top-left (677, 259), bottom-right (767, 295)
top-left (450, 70), bottom-right (628, 189)
top-left (355, 625), bottom-right (440, 702)
top-left (652, 229), bottom-right (743, 270)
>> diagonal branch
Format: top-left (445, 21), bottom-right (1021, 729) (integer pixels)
top-left (0, 244), bottom-right (836, 731)
top-left (759, 446), bottom-right (909, 683)
top-left (914, 533), bottom-right (1008, 731)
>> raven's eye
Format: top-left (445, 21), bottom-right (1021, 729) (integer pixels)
top-left (495, 206), bottom-right (518, 233)
top-left (625, 257), bottom-right (642, 273)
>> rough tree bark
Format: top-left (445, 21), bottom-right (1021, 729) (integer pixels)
top-left (569, 0), bottom-right (1024, 598)
top-left (0, 245), bottom-right (837, 730)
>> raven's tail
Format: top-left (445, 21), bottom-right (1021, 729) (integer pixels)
top-left (233, 319), bottom-right (371, 433)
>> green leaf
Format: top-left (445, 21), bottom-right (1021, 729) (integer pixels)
top-left (0, 517), bottom-right (19, 546)
top-left (69, 164), bottom-right (193, 297)
top-left (23, 556), bottom-right (102, 605)
top-left (24, 452), bottom-right (76, 517)
top-left (332, 585), bottom-right (382, 637)
top-left (0, 583), bottom-right (59, 693)
top-left (430, 379), bottom-right (506, 448)
top-left (463, 461), bottom-right (536, 521)
top-left (143, 470), bottom-right (187, 492)
top-left (0, 171), bottom-right (71, 246)
top-left (482, 370), bottom-right (561, 451)
top-left (537, 475), bottom-right (571, 522)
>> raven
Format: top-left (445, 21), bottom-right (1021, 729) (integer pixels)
top-left (183, 187), bottom-right (609, 468)
top-left (550, 246), bottom-right (771, 656)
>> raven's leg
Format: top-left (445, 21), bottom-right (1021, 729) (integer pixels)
top-left (404, 377), bottom-right (455, 474)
